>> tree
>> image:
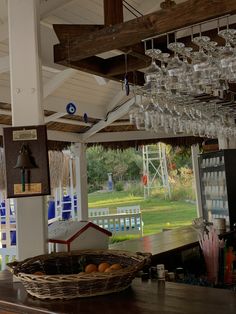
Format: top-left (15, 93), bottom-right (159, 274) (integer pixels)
top-left (86, 146), bottom-right (143, 187)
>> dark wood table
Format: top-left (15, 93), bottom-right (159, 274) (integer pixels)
top-left (0, 270), bottom-right (235, 314)
top-left (110, 226), bottom-right (199, 256)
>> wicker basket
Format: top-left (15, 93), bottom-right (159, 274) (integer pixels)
top-left (7, 249), bottom-right (151, 300)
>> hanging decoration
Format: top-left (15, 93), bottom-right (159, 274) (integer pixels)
top-left (83, 113), bottom-right (88, 123)
top-left (14, 144), bottom-right (37, 192)
top-left (124, 53), bottom-right (130, 96)
top-left (3, 125), bottom-right (50, 198)
top-left (66, 102), bottom-right (77, 115)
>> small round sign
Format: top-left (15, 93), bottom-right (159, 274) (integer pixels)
top-left (66, 102), bottom-right (77, 115)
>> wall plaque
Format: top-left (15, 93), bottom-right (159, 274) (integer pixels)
top-left (3, 125), bottom-right (51, 198)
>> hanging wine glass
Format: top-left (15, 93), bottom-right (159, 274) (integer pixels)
top-left (156, 52), bottom-right (170, 93)
top-left (192, 36), bottom-right (210, 73)
top-left (142, 98), bottom-right (157, 131)
top-left (218, 17), bottom-right (236, 79)
top-left (141, 40), bottom-right (163, 97)
top-left (167, 41), bottom-right (185, 76)
top-left (223, 31), bottom-right (236, 82)
top-left (166, 38), bottom-right (185, 95)
top-left (144, 40), bottom-right (163, 84)
top-left (129, 93), bottom-right (143, 124)
top-left (178, 47), bottom-right (194, 93)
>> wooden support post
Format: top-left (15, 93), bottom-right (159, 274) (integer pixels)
top-left (104, 0), bottom-right (123, 26)
top-left (8, 0), bottom-right (47, 260)
top-left (71, 144), bottom-right (88, 221)
top-left (191, 144), bottom-right (203, 218)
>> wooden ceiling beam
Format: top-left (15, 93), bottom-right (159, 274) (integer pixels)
top-left (55, 40), bottom-right (146, 84)
top-left (53, 24), bottom-right (104, 42)
top-left (65, 25), bottom-right (232, 80)
top-left (104, 54), bottom-right (147, 76)
top-left (53, 0), bottom-right (236, 62)
top-left (55, 53), bottom-right (107, 75)
top-left (57, 55), bottom-right (145, 86)
top-left (54, 22), bottom-right (233, 86)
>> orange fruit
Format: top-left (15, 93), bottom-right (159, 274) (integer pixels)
top-left (98, 262), bottom-right (110, 272)
top-left (85, 264), bottom-right (98, 273)
top-left (110, 263), bottom-right (122, 270)
top-left (33, 271), bottom-right (45, 276)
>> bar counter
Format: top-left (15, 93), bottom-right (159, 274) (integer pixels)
top-left (0, 270), bottom-right (235, 314)
top-left (110, 226), bottom-right (199, 257)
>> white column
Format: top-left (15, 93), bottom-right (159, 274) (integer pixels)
top-left (191, 144), bottom-right (203, 218)
top-left (8, 0), bottom-right (47, 260)
top-left (72, 143), bottom-right (88, 221)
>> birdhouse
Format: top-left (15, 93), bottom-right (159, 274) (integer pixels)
top-left (48, 220), bottom-right (112, 253)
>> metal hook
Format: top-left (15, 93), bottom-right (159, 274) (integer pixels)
top-left (144, 40), bottom-right (147, 53)
top-left (67, 36), bottom-right (71, 66)
top-left (125, 53), bottom-right (128, 74)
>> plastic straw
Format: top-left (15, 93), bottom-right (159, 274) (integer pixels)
top-left (198, 226), bottom-right (219, 285)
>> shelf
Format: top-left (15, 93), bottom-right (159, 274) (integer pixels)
top-left (198, 149), bottom-right (236, 230)
top-left (211, 209), bottom-right (229, 216)
top-left (201, 165), bottom-right (225, 172)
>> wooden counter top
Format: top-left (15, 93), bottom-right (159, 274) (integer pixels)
top-left (0, 270), bottom-right (235, 314)
top-left (110, 226), bottom-right (199, 256)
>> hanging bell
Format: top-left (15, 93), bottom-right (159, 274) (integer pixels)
top-left (14, 144), bottom-right (36, 169)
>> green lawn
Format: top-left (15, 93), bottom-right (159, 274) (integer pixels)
top-left (88, 191), bottom-right (197, 236)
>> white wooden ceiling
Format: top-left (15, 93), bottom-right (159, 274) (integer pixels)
top-left (0, 0), bottom-right (189, 144)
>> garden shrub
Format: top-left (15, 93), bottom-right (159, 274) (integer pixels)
top-left (115, 181), bottom-right (124, 191)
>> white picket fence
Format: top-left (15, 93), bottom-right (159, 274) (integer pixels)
top-left (0, 199), bottom-right (17, 270)
top-left (0, 247), bottom-right (17, 270)
top-left (117, 205), bottom-right (141, 214)
top-left (88, 206), bottom-right (143, 236)
top-left (48, 203), bottom-right (143, 236)
top-left (89, 212), bottom-right (143, 236)
top-left (89, 208), bottom-right (109, 217)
